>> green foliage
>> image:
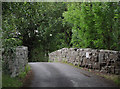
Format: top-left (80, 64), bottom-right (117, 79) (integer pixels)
top-left (2, 2), bottom-right (120, 64)
top-left (2, 64), bottom-right (31, 87)
top-left (114, 77), bottom-right (120, 86)
top-left (2, 2), bottom-right (22, 49)
top-left (18, 72), bottom-right (27, 79)
top-left (30, 45), bottom-right (47, 62)
top-left (2, 74), bottom-right (22, 87)
top-left (2, 65), bottom-right (30, 87)
top-left (63, 2), bottom-right (120, 50)
top-left (18, 64), bottom-right (31, 79)
top-left (2, 2), bottom-right (71, 62)
top-left (25, 64), bottom-right (31, 73)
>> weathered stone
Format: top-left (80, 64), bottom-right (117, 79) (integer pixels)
top-left (93, 62), bottom-right (100, 70)
top-left (111, 66), bottom-right (115, 74)
top-left (115, 69), bottom-right (120, 75)
top-left (88, 64), bottom-right (92, 69)
top-left (99, 53), bottom-right (105, 63)
top-left (100, 62), bottom-right (106, 68)
top-left (49, 48), bottom-right (120, 75)
top-left (100, 68), bottom-right (107, 74)
top-left (86, 52), bottom-right (92, 59)
top-left (2, 46), bottom-right (28, 77)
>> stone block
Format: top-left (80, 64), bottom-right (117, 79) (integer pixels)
top-left (109, 53), bottom-right (118, 60)
top-left (100, 68), bottom-right (107, 74)
top-left (99, 62), bottom-right (106, 71)
top-left (111, 66), bottom-right (115, 74)
top-left (93, 62), bottom-right (100, 70)
top-left (88, 64), bottom-right (92, 69)
top-left (115, 69), bottom-right (120, 75)
top-left (94, 56), bottom-right (98, 62)
top-left (99, 53), bottom-right (105, 63)
top-left (86, 52), bottom-right (92, 59)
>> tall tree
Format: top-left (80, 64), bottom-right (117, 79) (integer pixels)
top-left (2, 2), bottom-right (72, 62)
top-left (63, 2), bottom-right (120, 50)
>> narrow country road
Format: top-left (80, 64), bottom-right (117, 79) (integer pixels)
top-left (25, 62), bottom-right (117, 87)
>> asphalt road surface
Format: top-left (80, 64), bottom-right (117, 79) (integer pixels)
top-left (25, 62), bottom-right (117, 87)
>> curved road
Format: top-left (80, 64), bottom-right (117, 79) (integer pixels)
top-left (26, 62), bottom-right (117, 87)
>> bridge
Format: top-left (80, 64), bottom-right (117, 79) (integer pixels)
top-left (2, 47), bottom-right (120, 87)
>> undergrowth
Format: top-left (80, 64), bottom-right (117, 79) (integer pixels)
top-left (2, 64), bottom-right (31, 87)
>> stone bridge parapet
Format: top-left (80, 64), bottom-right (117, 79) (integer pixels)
top-left (2, 46), bottom-right (28, 77)
top-left (49, 48), bottom-right (120, 75)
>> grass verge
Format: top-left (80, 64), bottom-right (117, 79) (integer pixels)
top-left (2, 64), bottom-right (31, 87)
top-left (18, 64), bottom-right (31, 79)
top-left (2, 74), bottom-right (22, 87)
top-left (96, 73), bottom-right (120, 86)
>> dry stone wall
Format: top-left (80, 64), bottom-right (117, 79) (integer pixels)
top-left (49, 48), bottom-right (120, 75)
top-left (2, 46), bottom-right (28, 77)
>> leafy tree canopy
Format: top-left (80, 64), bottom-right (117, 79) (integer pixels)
top-left (2, 2), bottom-right (120, 62)
top-left (63, 2), bottom-right (120, 50)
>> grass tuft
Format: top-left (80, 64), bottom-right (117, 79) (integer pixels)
top-left (2, 64), bottom-right (31, 87)
top-left (18, 64), bottom-right (31, 79)
top-left (2, 74), bottom-right (22, 87)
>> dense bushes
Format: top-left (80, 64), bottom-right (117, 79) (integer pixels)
top-left (2, 64), bottom-right (31, 87)
top-left (2, 2), bottom-right (69, 62)
top-left (63, 2), bottom-right (120, 51)
top-left (2, 2), bottom-right (120, 63)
